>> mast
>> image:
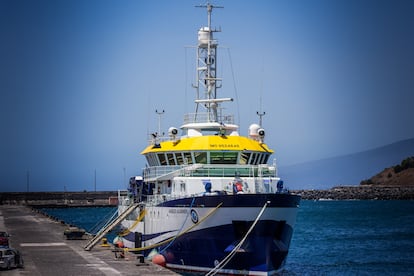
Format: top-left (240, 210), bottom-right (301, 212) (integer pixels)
top-left (194, 3), bottom-right (230, 123)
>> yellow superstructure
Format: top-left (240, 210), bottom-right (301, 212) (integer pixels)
top-left (141, 135), bottom-right (273, 154)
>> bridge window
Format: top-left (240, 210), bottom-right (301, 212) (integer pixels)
top-left (175, 153), bottom-right (184, 165)
top-left (257, 153), bottom-right (264, 165)
top-left (145, 155), bottom-right (151, 165)
top-left (184, 152), bottom-right (193, 164)
top-left (240, 152), bottom-right (251, 165)
top-left (146, 153), bottom-right (158, 166)
top-left (167, 153), bottom-right (176, 165)
top-left (250, 153), bottom-right (257, 165)
top-left (153, 154), bottom-right (159, 165)
top-left (210, 151), bottom-right (238, 164)
top-left (194, 152), bottom-right (207, 164)
top-left (257, 153), bottom-right (265, 164)
top-left (263, 154), bottom-right (270, 164)
top-left (158, 153), bottom-right (167, 165)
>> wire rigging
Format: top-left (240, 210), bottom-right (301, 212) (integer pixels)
top-left (226, 48), bottom-right (240, 126)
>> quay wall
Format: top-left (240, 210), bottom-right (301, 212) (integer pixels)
top-left (0, 191), bottom-right (118, 207)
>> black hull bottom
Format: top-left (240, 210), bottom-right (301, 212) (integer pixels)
top-left (159, 219), bottom-right (293, 274)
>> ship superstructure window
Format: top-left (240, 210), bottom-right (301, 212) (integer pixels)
top-left (194, 152), bottom-right (207, 164)
top-left (257, 153), bottom-right (265, 164)
top-left (146, 153), bottom-right (159, 166)
top-left (158, 153), bottom-right (167, 165)
top-left (153, 154), bottom-right (160, 165)
top-left (250, 153), bottom-right (257, 165)
top-left (175, 153), bottom-right (184, 165)
top-left (262, 154), bottom-right (270, 164)
top-left (153, 151), bottom-right (269, 166)
top-left (167, 153), bottom-right (176, 165)
top-left (210, 151), bottom-right (238, 164)
top-left (145, 155), bottom-right (151, 165)
top-left (258, 154), bottom-right (264, 164)
top-left (180, 181), bottom-right (186, 193)
top-left (184, 152), bottom-right (193, 164)
top-left (240, 152), bottom-right (251, 165)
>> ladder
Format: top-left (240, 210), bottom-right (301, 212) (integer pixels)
top-left (84, 203), bottom-right (140, 251)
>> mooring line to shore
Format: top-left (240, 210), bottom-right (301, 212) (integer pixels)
top-left (205, 201), bottom-right (270, 276)
top-left (159, 197), bottom-right (196, 254)
top-left (119, 209), bottom-right (147, 237)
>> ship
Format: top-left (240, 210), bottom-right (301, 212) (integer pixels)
top-left (117, 3), bottom-right (301, 275)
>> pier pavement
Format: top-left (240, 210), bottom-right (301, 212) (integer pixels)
top-left (0, 205), bottom-right (179, 276)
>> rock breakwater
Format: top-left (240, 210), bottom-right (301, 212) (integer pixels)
top-left (293, 185), bottom-right (414, 200)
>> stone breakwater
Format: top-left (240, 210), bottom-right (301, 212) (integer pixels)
top-left (0, 191), bottom-right (118, 206)
top-left (1, 187), bottom-right (413, 206)
top-left (293, 185), bottom-right (414, 200)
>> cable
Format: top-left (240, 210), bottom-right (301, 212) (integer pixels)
top-left (119, 209), bottom-right (146, 237)
top-left (205, 201), bottom-right (270, 276)
top-left (159, 197), bottom-right (195, 253)
top-left (227, 48), bottom-right (240, 126)
top-left (126, 202), bottom-right (223, 253)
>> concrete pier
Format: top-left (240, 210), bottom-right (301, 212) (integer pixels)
top-left (0, 205), bottom-right (179, 276)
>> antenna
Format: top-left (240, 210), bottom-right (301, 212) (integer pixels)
top-left (155, 109), bottom-right (165, 136)
top-left (195, 2), bottom-right (224, 24)
top-left (257, 93), bottom-right (265, 126)
top-left (256, 56), bottom-right (266, 127)
top-left (256, 111), bottom-right (266, 127)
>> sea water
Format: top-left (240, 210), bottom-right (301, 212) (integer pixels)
top-left (284, 200), bottom-right (414, 275)
top-left (41, 201), bottom-right (414, 275)
top-left (39, 206), bottom-right (119, 242)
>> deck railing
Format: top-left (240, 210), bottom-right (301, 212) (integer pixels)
top-left (183, 112), bottom-right (234, 124)
top-left (142, 163), bottom-right (276, 181)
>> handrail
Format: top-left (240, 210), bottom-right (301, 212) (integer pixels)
top-left (86, 208), bottom-right (118, 235)
top-left (125, 202), bottom-right (223, 253)
top-left (87, 208), bottom-right (119, 236)
top-left (143, 164), bottom-right (276, 180)
top-left (84, 203), bottom-right (139, 251)
top-left (183, 112), bottom-right (234, 124)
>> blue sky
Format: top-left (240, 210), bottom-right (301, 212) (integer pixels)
top-left (1, 0), bottom-right (413, 192)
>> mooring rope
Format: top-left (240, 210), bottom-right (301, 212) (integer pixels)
top-left (119, 209), bottom-right (147, 237)
top-left (159, 197), bottom-right (196, 254)
top-left (205, 201), bottom-right (270, 276)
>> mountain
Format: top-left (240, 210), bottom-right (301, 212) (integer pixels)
top-left (361, 156), bottom-right (414, 187)
top-left (279, 138), bottom-right (414, 190)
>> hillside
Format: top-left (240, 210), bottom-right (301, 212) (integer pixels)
top-left (279, 138), bottom-right (414, 189)
top-left (294, 157), bottom-right (414, 200)
top-left (361, 157), bottom-right (414, 187)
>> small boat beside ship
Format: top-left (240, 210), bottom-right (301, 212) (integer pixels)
top-left (116, 3), bottom-right (301, 275)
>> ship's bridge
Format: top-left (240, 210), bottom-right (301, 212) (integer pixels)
top-left (142, 129), bottom-right (273, 167)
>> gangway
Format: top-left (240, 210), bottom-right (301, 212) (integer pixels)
top-left (84, 203), bottom-right (140, 251)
